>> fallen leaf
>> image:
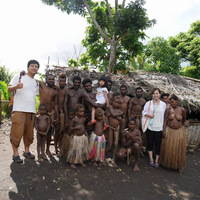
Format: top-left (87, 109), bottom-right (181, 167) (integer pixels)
top-left (56, 188), bottom-right (60, 191)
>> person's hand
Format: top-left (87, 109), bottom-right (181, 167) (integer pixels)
top-left (148, 114), bottom-right (154, 118)
top-left (20, 70), bottom-right (26, 76)
top-left (76, 125), bottom-right (81, 130)
top-left (17, 81), bottom-right (23, 89)
top-left (162, 131), bottom-right (166, 138)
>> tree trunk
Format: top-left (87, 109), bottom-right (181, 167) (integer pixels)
top-left (108, 39), bottom-right (117, 73)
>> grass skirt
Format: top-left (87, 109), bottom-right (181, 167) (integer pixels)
top-left (160, 126), bottom-right (187, 170)
top-left (67, 134), bottom-right (89, 164)
top-left (61, 134), bottom-right (71, 158)
top-left (89, 132), bottom-right (106, 162)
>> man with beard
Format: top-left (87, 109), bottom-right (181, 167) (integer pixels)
top-left (128, 87), bottom-right (146, 131)
top-left (54, 73), bottom-right (68, 154)
top-left (107, 79), bottom-right (115, 104)
top-left (39, 74), bottom-right (59, 156)
top-left (64, 76), bottom-right (83, 120)
top-left (118, 85), bottom-right (130, 133)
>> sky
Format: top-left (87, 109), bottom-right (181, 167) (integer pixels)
top-left (0, 0), bottom-right (200, 74)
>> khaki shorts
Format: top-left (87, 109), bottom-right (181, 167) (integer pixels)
top-left (10, 111), bottom-right (35, 148)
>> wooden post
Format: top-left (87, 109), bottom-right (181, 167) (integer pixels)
top-left (0, 90), bottom-right (1, 125)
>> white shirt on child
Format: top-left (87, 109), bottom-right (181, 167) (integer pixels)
top-left (96, 87), bottom-right (108, 104)
top-left (9, 74), bottom-right (39, 113)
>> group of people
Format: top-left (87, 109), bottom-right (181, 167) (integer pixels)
top-left (8, 60), bottom-right (187, 173)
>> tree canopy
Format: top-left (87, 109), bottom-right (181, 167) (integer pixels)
top-left (169, 20), bottom-right (200, 77)
top-left (145, 37), bottom-right (181, 74)
top-left (41, 0), bottom-right (156, 73)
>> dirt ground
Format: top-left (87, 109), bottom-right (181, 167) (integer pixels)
top-left (0, 119), bottom-right (200, 200)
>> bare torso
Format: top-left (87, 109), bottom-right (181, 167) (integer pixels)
top-left (66, 89), bottom-right (83, 109)
top-left (36, 115), bottom-right (50, 132)
top-left (73, 117), bottom-right (86, 136)
top-left (58, 87), bottom-right (68, 111)
top-left (83, 92), bottom-right (96, 111)
top-left (129, 97), bottom-right (146, 117)
top-left (94, 120), bottom-right (104, 136)
top-left (118, 95), bottom-right (130, 115)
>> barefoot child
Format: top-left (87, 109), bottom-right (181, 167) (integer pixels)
top-left (61, 108), bottom-right (75, 159)
top-left (91, 76), bottom-right (109, 130)
top-left (67, 104), bottom-right (89, 168)
top-left (118, 118), bottom-right (142, 172)
top-left (105, 96), bottom-right (123, 168)
top-left (34, 104), bottom-right (51, 161)
top-left (89, 108), bottom-right (106, 167)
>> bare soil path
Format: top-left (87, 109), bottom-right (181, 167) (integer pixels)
top-left (0, 119), bottom-right (200, 200)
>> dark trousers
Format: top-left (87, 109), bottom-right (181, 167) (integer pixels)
top-left (146, 128), bottom-right (162, 155)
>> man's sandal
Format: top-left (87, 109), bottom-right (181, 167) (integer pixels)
top-left (23, 152), bottom-right (35, 159)
top-left (13, 155), bottom-right (23, 163)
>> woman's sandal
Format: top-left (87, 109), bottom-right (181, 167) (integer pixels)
top-left (149, 161), bottom-right (154, 167)
top-left (154, 162), bottom-right (159, 168)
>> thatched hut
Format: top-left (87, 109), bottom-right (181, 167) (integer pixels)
top-left (46, 66), bottom-right (200, 147)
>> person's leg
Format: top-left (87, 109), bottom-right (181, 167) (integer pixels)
top-left (105, 128), bottom-right (113, 155)
top-left (154, 131), bottom-right (163, 166)
top-left (37, 132), bottom-right (41, 159)
top-left (91, 107), bottom-right (96, 124)
top-left (46, 127), bottom-right (53, 156)
top-left (54, 124), bottom-right (59, 154)
top-left (41, 135), bottom-right (47, 160)
top-left (132, 143), bottom-right (140, 171)
top-left (146, 129), bottom-right (155, 164)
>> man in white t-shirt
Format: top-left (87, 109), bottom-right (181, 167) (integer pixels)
top-left (8, 60), bottom-right (40, 163)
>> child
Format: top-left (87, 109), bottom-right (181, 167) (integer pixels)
top-left (34, 104), bottom-right (51, 161)
top-left (118, 118), bottom-right (142, 172)
top-left (67, 104), bottom-right (89, 168)
top-left (89, 108), bottom-right (106, 167)
top-left (91, 75), bottom-right (109, 129)
top-left (61, 108), bottom-right (75, 158)
top-left (105, 96), bottom-right (123, 168)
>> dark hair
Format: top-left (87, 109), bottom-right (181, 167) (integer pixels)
top-left (169, 94), bottom-right (178, 101)
top-left (120, 85), bottom-right (127, 90)
top-left (128, 117), bottom-right (136, 124)
top-left (112, 96), bottom-right (120, 102)
top-left (82, 78), bottom-right (92, 86)
top-left (108, 79), bottom-right (113, 85)
top-left (135, 87), bottom-right (143, 92)
top-left (27, 60), bottom-right (40, 69)
top-left (95, 108), bottom-right (104, 117)
top-left (73, 76), bottom-right (81, 83)
top-left (161, 93), bottom-right (169, 99)
top-left (98, 75), bottom-right (108, 88)
top-left (68, 108), bottom-right (75, 113)
top-left (151, 88), bottom-right (161, 94)
top-left (75, 104), bottom-right (84, 113)
top-left (47, 74), bottom-right (54, 79)
top-left (39, 103), bottom-right (47, 110)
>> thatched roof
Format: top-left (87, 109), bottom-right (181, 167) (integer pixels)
top-left (46, 66), bottom-right (200, 119)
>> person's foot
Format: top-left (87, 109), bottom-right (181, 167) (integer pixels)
top-left (178, 168), bottom-right (183, 173)
top-left (91, 119), bottom-right (96, 124)
top-left (101, 161), bottom-right (107, 167)
top-left (93, 161), bottom-right (98, 167)
top-left (82, 163), bottom-right (86, 167)
top-left (46, 150), bottom-right (52, 157)
top-left (23, 152), bottom-right (35, 159)
top-left (70, 163), bottom-right (76, 169)
top-left (37, 155), bottom-right (42, 162)
top-left (149, 161), bottom-right (154, 167)
top-left (133, 163), bottom-right (140, 172)
top-left (154, 162), bottom-right (159, 168)
top-left (41, 154), bottom-right (48, 160)
top-left (12, 155), bottom-right (23, 163)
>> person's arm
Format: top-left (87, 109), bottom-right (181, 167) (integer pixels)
top-left (83, 93), bottom-right (99, 108)
top-left (70, 119), bottom-right (81, 131)
top-left (128, 99), bottom-right (133, 119)
top-left (142, 101), bottom-right (154, 118)
top-left (34, 116), bottom-right (41, 134)
top-left (162, 107), bottom-right (169, 138)
top-left (182, 107), bottom-right (186, 125)
top-left (8, 83), bottom-right (23, 93)
top-left (103, 91), bottom-right (109, 107)
top-left (108, 105), bottom-right (123, 117)
top-left (43, 116), bottom-right (51, 136)
top-left (121, 131), bottom-right (133, 148)
top-left (134, 130), bottom-right (142, 146)
top-left (64, 90), bottom-right (69, 120)
top-left (54, 89), bottom-right (59, 123)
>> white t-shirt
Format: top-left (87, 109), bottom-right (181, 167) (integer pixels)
top-left (142, 100), bottom-right (166, 132)
top-left (9, 74), bottom-right (39, 113)
top-left (96, 87), bottom-right (108, 104)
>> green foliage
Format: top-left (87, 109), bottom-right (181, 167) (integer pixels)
top-left (145, 37), bottom-right (181, 74)
top-left (180, 66), bottom-right (200, 79)
top-left (0, 65), bottom-right (14, 85)
top-left (0, 81), bottom-right (11, 118)
top-left (35, 95), bottom-right (40, 112)
top-left (169, 20), bottom-right (200, 72)
top-left (129, 53), bottom-right (147, 70)
top-left (41, 0), bottom-right (155, 73)
top-left (68, 58), bottom-right (79, 68)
